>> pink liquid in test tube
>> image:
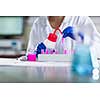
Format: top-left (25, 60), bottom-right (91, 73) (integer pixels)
top-left (50, 50), bottom-right (53, 54)
top-left (41, 49), bottom-right (44, 54)
top-left (45, 49), bottom-right (48, 54)
top-left (55, 50), bottom-right (58, 54)
top-left (63, 49), bottom-right (68, 54)
top-left (62, 38), bottom-right (64, 44)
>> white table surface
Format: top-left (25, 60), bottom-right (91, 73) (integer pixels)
top-left (0, 58), bottom-right (71, 67)
top-left (0, 58), bottom-right (73, 82)
top-left (0, 58), bottom-right (99, 83)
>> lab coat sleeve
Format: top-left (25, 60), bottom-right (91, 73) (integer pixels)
top-left (83, 16), bottom-right (100, 59)
top-left (26, 20), bottom-right (39, 55)
top-left (84, 16), bottom-right (100, 43)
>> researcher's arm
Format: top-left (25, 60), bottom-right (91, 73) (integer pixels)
top-left (18, 18), bottom-right (40, 61)
top-left (26, 22), bottom-right (38, 54)
top-left (82, 16), bottom-right (100, 43)
top-left (82, 16), bottom-right (100, 60)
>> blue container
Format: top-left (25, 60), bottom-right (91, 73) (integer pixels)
top-left (72, 44), bottom-right (93, 75)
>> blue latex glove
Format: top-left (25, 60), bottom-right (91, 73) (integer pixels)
top-left (62, 26), bottom-right (84, 41)
top-left (78, 32), bottom-right (84, 41)
top-left (62, 26), bottom-right (76, 40)
top-left (36, 42), bottom-right (46, 57)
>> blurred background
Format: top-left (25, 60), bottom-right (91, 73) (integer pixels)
top-left (0, 16), bottom-right (99, 58)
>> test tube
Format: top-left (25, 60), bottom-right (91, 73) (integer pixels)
top-left (50, 50), bottom-right (54, 54)
top-left (45, 49), bottom-right (48, 54)
top-left (63, 49), bottom-right (68, 54)
top-left (41, 49), bottom-right (45, 54)
top-left (55, 50), bottom-right (58, 54)
top-left (62, 38), bottom-right (64, 44)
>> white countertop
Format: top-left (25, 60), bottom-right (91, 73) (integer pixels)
top-left (0, 58), bottom-right (99, 83)
top-left (0, 58), bottom-right (71, 67)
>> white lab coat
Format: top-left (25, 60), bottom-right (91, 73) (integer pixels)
top-left (27, 16), bottom-right (100, 59)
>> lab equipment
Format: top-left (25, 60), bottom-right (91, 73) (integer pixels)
top-left (43, 31), bottom-right (57, 49)
top-left (72, 44), bottom-right (93, 75)
top-left (38, 49), bottom-right (74, 62)
top-left (90, 45), bottom-right (100, 80)
top-left (27, 53), bottom-right (36, 61)
top-left (55, 50), bottom-right (58, 54)
top-left (0, 17), bottom-right (24, 56)
top-left (44, 27), bottom-right (62, 49)
top-left (0, 39), bottom-right (23, 56)
top-left (71, 24), bottom-right (100, 77)
top-left (92, 74), bottom-right (99, 80)
top-left (90, 44), bottom-right (100, 69)
top-left (35, 27), bottom-right (62, 57)
top-left (45, 49), bottom-right (48, 54)
top-left (0, 17), bottom-right (23, 36)
top-left (41, 49), bottom-right (45, 54)
top-left (38, 54), bottom-right (73, 62)
top-left (63, 49), bottom-right (67, 54)
top-left (27, 49), bottom-right (37, 61)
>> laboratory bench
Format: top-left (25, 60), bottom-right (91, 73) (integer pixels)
top-left (0, 58), bottom-right (99, 83)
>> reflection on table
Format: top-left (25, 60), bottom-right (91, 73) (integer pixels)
top-left (0, 58), bottom-right (99, 83)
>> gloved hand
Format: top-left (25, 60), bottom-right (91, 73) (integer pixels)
top-left (78, 32), bottom-right (84, 41)
top-left (17, 56), bottom-right (27, 61)
top-left (62, 26), bottom-right (76, 40)
top-left (36, 42), bottom-right (46, 57)
top-left (62, 26), bottom-right (84, 41)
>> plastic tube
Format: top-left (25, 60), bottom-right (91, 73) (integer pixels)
top-left (41, 49), bottom-right (45, 54)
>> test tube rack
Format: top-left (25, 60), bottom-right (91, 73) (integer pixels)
top-left (38, 54), bottom-right (73, 62)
